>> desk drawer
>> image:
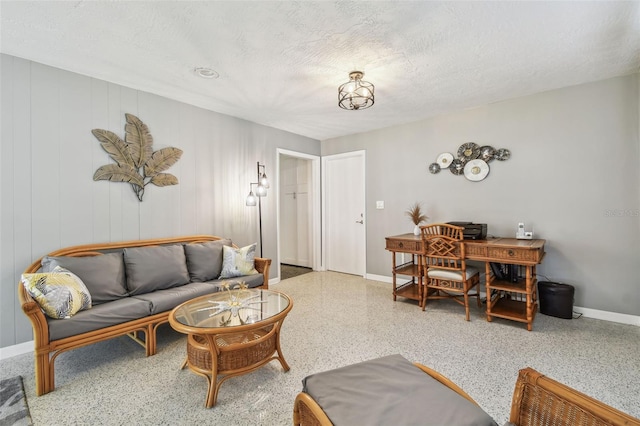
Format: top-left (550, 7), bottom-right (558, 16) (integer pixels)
top-left (487, 247), bottom-right (540, 263)
top-left (386, 239), bottom-right (422, 253)
top-left (465, 244), bottom-right (486, 257)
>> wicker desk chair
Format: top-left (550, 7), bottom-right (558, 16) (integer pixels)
top-left (419, 223), bottom-right (481, 320)
top-left (509, 368), bottom-right (640, 426)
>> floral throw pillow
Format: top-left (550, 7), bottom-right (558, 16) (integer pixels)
top-left (21, 266), bottom-right (92, 319)
top-left (219, 244), bottom-right (259, 278)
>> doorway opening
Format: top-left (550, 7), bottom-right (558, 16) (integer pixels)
top-left (276, 149), bottom-right (321, 282)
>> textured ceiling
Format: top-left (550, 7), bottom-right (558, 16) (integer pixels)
top-left (1, 1), bottom-right (639, 141)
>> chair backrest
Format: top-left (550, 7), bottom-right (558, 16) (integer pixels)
top-left (420, 223), bottom-right (467, 271)
top-left (510, 368), bottom-right (640, 426)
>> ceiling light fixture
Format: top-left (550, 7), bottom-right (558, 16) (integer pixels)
top-left (338, 71), bottom-right (375, 110)
top-left (194, 67), bottom-right (219, 79)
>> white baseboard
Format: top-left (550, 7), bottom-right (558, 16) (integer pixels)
top-left (269, 277), bottom-right (281, 286)
top-left (365, 273), bottom-right (392, 283)
top-left (573, 306), bottom-right (640, 326)
top-left (0, 340), bottom-right (33, 360)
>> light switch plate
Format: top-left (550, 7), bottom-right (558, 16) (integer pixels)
top-left (376, 201), bottom-right (384, 209)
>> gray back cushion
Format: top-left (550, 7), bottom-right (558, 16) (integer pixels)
top-left (123, 245), bottom-right (190, 295)
top-left (41, 253), bottom-right (127, 305)
top-left (184, 239), bottom-right (232, 282)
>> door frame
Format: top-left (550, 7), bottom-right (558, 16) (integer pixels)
top-left (321, 150), bottom-right (366, 277)
top-left (276, 149), bottom-right (322, 281)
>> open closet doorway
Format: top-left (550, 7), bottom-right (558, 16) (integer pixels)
top-left (276, 149), bottom-right (321, 282)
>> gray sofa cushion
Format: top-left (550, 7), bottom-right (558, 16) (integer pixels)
top-left (41, 253), bottom-right (127, 305)
top-left (302, 354), bottom-right (497, 426)
top-left (132, 282), bottom-right (222, 314)
top-left (123, 245), bottom-right (190, 295)
top-left (184, 239), bottom-right (232, 282)
top-left (47, 297), bottom-right (151, 340)
top-left (210, 274), bottom-right (263, 289)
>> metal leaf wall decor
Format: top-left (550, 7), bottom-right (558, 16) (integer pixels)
top-left (92, 114), bottom-right (183, 201)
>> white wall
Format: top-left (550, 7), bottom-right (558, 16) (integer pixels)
top-left (322, 74), bottom-right (640, 316)
top-left (0, 54), bottom-right (320, 348)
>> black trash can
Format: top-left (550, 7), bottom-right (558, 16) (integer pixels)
top-left (538, 281), bottom-right (574, 319)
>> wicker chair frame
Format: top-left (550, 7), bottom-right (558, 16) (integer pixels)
top-left (510, 368), bottom-right (640, 426)
top-left (420, 223), bottom-right (481, 320)
top-left (18, 235), bottom-right (271, 396)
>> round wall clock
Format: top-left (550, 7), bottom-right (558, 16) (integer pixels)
top-left (463, 159), bottom-right (490, 181)
top-left (457, 142), bottom-right (480, 161)
top-left (436, 152), bottom-right (454, 169)
top-left (449, 159), bottom-right (465, 175)
top-left (428, 162), bottom-right (441, 174)
top-left (479, 145), bottom-right (496, 162)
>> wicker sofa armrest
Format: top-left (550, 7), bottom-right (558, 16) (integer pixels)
top-left (509, 368), bottom-right (640, 426)
top-left (254, 257), bottom-right (271, 289)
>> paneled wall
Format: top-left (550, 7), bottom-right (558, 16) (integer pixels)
top-left (323, 73), bottom-right (640, 317)
top-left (0, 54), bottom-right (319, 348)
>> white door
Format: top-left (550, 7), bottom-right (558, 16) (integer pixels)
top-left (323, 151), bottom-right (365, 276)
top-left (280, 156), bottom-right (310, 267)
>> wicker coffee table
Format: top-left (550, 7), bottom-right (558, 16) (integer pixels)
top-left (168, 288), bottom-right (293, 407)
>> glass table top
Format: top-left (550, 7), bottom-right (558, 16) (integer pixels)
top-left (172, 289), bottom-right (290, 329)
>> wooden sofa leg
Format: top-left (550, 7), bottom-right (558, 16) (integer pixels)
top-left (35, 351), bottom-right (52, 396)
top-left (147, 324), bottom-right (156, 356)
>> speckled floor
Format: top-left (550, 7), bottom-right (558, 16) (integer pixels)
top-left (2, 271), bottom-right (639, 425)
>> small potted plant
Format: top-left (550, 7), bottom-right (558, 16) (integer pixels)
top-left (406, 202), bottom-right (428, 235)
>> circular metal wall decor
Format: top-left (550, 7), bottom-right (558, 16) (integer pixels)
top-left (457, 142), bottom-right (480, 161)
top-left (449, 159), bottom-right (465, 175)
top-left (479, 145), bottom-right (496, 162)
top-left (436, 152), bottom-right (454, 169)
top-left (495, 148), bottom-right (511, 161)
top-left (428, 142), bottom-right (510, 182)
top-left (464, 159), bottom-right (490, 182)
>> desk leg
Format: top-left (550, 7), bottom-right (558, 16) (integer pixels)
top-left (525, 265), bottom-right (537, 332)
top-left (392, 252), bottom-right (397, 302)
top-left (485, 262), bottom-right (493, 322)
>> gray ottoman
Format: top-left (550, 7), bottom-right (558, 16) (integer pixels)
top-left (295, 354), bottom-right (497, 426)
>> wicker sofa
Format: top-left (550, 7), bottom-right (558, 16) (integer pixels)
top-left (18, 235), bottom-right (271, 396)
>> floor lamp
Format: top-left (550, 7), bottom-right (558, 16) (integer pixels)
top-left (245, 162), bottom-right (269, 257)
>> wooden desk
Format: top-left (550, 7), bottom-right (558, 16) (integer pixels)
top-left (385, 234), bottom-right (546, 330)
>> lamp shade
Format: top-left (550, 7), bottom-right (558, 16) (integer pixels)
top-left (338, 71), bottom-right (374, 110)
top-left (260, 173), bottom-right (269, 189)
top-left (246, 191), bottom-right (257, 206)
top-left (256, 184), bottom-right (267, 197)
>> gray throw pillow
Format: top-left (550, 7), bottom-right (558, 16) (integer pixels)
top-left (41, 253), bottom-right (127, 305)
top-left (123, 245), bottom-right (190, 295)
top-left (184, 239), bottom-right (232, 282)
